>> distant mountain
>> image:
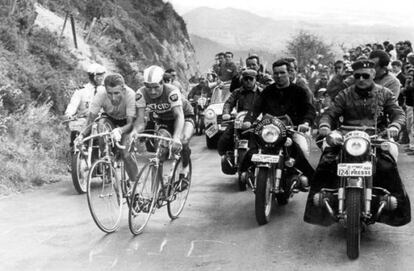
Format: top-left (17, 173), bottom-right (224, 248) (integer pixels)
top-left (184, 7), bottom-right (414, 53)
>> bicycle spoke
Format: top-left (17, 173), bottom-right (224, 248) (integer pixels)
top-left (128, 164), bottom-right (158, 235)
top-left (87, 160), bottom-right (122, 233)
top-left (167, 159), bottom-right (192, 219)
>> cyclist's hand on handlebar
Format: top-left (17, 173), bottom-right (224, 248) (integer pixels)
top-left (242, 121), bottom-right (252, 130)
top-left (130, 129), bottom-right (139, 142)
top-left (74, 134), bottom-right (84, 147)
top-left (387, 126), bottom-right (399, 139)
top-left (111, 127), bottom-right (123, 142)
top-left (222, 113), bottom-right (231, 121)
top-left (171, 138), bottom-right (182, 153)
top-left (319, 126), bottom-right (331, 136)
top-left (298, 122), bottom-right (310, 133)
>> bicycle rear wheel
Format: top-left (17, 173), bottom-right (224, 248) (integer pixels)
top-left (87, 159), bottom-right (123, 233)
top-left (129, 163), bottom-right (159, 235)
top-left (167, 158), bottom-right (192, 219)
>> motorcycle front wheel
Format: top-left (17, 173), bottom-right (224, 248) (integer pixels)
top-left (71, 151), bottom-right (88, 194)
top-left (346, 188), bottom-right (362, 259)
top-left (237, 149), bottom-right (247, 191)
top-left (255, 167), bottom-right (273, 225)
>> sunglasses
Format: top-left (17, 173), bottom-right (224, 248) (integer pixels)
top-left (353, 73), bottom-right (370, 80)
top-left (242, 76), bottom-right (255, 81)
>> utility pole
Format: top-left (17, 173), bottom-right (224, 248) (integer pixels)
top-left (60, 12), bottom-right (69, 39)
top-left (85, 17), bottom-right (97, 43)
top-left (9, 0), bottom-right (17, 17)
top-left (70, 13), bottom-right (78, 49)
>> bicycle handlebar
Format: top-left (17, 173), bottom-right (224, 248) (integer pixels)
top-left (80, 131), bottom-right (126, 149)
top-left (132, 133), bottom-right (182, 146)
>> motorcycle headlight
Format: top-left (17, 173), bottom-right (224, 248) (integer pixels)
top-left (345, 138), bottom-right (369, 156)
top-left (205, 109), bottom-right (216, 120)
top-left (326, 131), bottom-right (343, 146)
top-left (261, 124), bottom-right (280, 143)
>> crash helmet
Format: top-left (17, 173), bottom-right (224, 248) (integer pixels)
top-left (143, 65), bottom-right (164, 85)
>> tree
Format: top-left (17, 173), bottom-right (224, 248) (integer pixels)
top-left (285, 30), bottom-right (335, 72)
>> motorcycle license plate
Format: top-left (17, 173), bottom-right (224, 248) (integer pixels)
top-left (205, 124), bottom-right (218, 138)
top-left (251, 154), bottom-right (279, 163)
top-left (337, 163), bottom-right (372, 177)
top-left (237, 140), bottom-right (248, 149)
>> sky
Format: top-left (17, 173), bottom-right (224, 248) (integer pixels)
top-left (168, 0), bottom-right (414, 26)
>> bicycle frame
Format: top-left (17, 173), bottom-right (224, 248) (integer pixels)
top-left (131, 133), bottom-right (182, 206)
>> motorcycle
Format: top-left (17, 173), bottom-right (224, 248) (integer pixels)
top-left (312, 125), bottom-right (398, 259)
top-left (64, 116), bottom-right (91, 194)
top-left (66, 115), bottom-right (112, 194)
top-left (248, 114), bottom-right (309, 225)
top-left (220, 111), bottom-right (250, 191)
top-left (190, 95), bottom-right (210, 135)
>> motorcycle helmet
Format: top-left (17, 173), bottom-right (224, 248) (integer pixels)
top-left (87, 63), bottom-right (106, 75)
top-left (221, 154), bottom-right (237, 175)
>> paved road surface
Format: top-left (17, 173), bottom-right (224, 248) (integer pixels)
top-left (1, 136), bottom-right (413, 270)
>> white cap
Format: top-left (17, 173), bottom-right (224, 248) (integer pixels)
top-left (87, 63), bottom-right (106, 74)
top-left (143, 65), bottom-right (164, 84)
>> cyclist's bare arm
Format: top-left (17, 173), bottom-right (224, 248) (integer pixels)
top-left (172, 106), bottom-right (184, 141)
top-left (119, 116), bottom-right (134, 134)
top-left (132, 108), bottom-right (146, 134)
top-left (81, 112), bottom-right (99, 136)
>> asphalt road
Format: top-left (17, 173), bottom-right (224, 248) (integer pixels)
top-left (1, 135), bottom-right (414, 271)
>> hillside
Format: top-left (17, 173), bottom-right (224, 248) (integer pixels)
top-left (1, 0), bottom-right (198, 114)
top-left (0, 0), bottom-right (198, 194)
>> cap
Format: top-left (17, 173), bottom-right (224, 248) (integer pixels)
top-left (242, 69), bottom-right (257, 78)
top-left (87, 63), bottom-right (106, 74)
top-left (351, 60), bottom-right (375, 71)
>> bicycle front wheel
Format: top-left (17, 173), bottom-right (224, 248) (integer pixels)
top-left (128, 163), bottom-right (159, 235)
top-left (87, 159), bottom-right (123, 233)
top-left (167, 158), bottom-right (192, 219)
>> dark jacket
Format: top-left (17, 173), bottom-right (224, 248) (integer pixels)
top-left (223, 85), bottom-right (260, 115)
top-left (320, 83), bottom-right (405, 131)
top-left (244, 83), bottom-right (315, 125)
top-left (230, 72), bottom-right (272, 92)
top-left (405, 85), bottom-right (414, 106)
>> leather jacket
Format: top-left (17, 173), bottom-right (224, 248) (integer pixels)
top-left (319, 83), bottom-right (405, 131)
top-left (223, 85), bottom-right (260, 115)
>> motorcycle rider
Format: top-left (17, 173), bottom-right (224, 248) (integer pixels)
top-left (217, 69), bottom-right (261, 167)
top-left (242, 59), bottom-right (316, 184)
top-left (230, 55), bottom-right (273, 92)
top-left (65, 63), bottom-right (106, 147)
top-left (188, 76), bottom-right (212, 101)
top-left (304, 59), bottom-right (411, 227)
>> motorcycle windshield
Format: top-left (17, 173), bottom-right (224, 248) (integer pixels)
top-left (210, 85), bottom-right (231, 104)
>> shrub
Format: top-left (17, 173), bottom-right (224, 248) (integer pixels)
top-left (0, 103), bottom-right (69, 194)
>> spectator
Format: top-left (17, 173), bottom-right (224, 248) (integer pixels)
top-left (369, 50), bottom-right (401, 98)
